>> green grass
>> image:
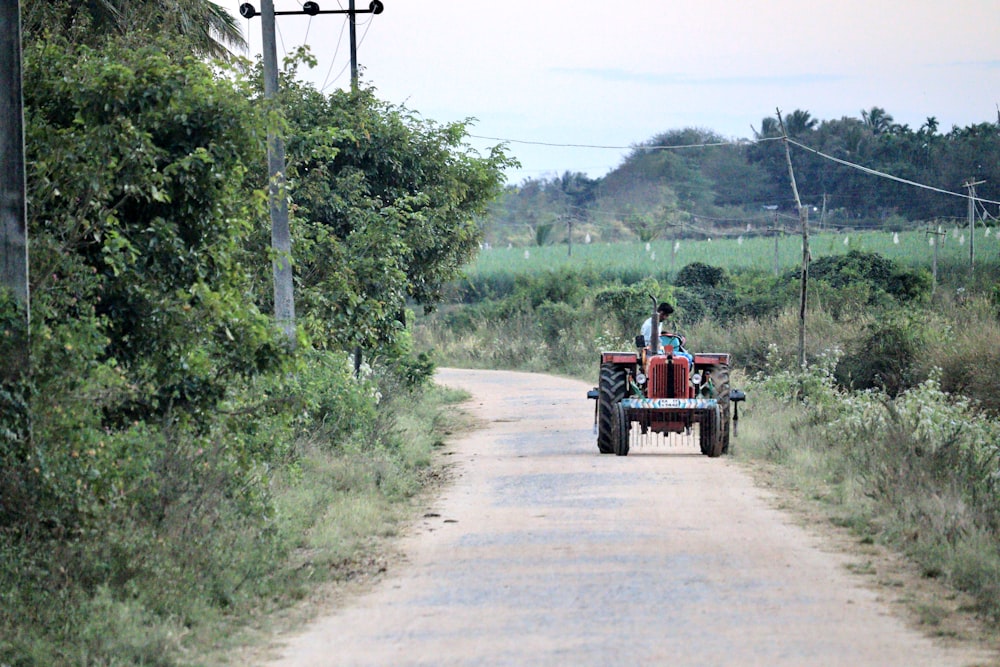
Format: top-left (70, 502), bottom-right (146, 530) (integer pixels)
top-left (468, 228), bottom-right (997, 280)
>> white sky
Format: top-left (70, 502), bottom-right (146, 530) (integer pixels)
top-left (227, 0), bottom-right (1000, 184)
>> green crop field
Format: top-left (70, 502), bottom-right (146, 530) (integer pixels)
top-left (467, 227), bottom-right (997, 279)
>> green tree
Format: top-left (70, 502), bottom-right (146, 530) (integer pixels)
top-left (24, 37), bottom-right (280, 426)
top-left (23, 0), bottom-right (246, 60)
top-left (272, 75), bottom-right (515, 350)
top-left (861, 106), bottom-right (895, 135)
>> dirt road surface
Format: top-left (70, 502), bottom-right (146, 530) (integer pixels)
top-left (266, 368), bottom-right (991, 667)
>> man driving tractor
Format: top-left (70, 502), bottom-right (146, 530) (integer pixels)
top-left (640, 302), bottom-right (693, 364)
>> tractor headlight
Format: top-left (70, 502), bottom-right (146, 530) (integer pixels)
top-left (636, 372), bottom-right (646, 384)
top-left (692, 372), bottom-right (703, 385)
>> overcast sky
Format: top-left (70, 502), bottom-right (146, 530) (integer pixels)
top-left (227, 0), bottom-right (1000, 184)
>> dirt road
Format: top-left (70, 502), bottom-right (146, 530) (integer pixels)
top-left (267, 368), bottom-right (990, 666)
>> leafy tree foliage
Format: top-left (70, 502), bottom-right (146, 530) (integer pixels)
top-left (485, 109), bottom-right (1000, 245)
top-left (22, 0), bottom-right (245, 60)
top-left (273, 75), bottom-right (515, 350)
top-left (12, 36), bottom-right (285, 531)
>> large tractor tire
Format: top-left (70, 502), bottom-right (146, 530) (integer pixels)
top-left (713, 364), bottom-right (732, 455)
top-left (612, 403), bottom-right (630, 456)
top-left (699, 364), bottom-right (731, 457)
top-left (698, 405), bottom-right (720, 457)
top-left (597, 363), bottom-right (627, 454)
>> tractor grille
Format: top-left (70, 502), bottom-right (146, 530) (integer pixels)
top-left (647, 355), bottom-right (690, 399)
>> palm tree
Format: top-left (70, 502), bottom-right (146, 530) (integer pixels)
top-left (784, 109), bottom-right (817, 137)
top-left (861, 107), bottom-right (894, 135)
top-left (753, 116), bottom-right (781, 139)
top-left (25, 0), bottom-right (246, 60)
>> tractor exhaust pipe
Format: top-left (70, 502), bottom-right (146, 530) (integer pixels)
top-left (648, 295), bottom-right (659, 356)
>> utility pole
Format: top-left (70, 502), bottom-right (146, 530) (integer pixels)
top-left (777, 108), bottom-right (810, 369)
top-left (240, 0), bottom-right (383, 95)
top-left (240, 0), bottom-right (386, 346)
top-left (926, 222), bottom-right (945, 294)
top-left (1, 0), bottom-right (30, 444)
top-left (349, 0), bottom-right (359, 91)
top-left (259, 0), bottom-right (296, 344)
top-left (566, 216), bottom-right (573, 257)
top-left (965, 179), bottom-right (985, 276)
top-left (765, 206), bottom-right (780, 276)
top-left (1, 1), bottom-right (27, 313)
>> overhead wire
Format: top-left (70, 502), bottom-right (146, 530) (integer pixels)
top-left (785, 137), bottom-right (1000, 207)
top-left (467, 135), bottom-right (780, 151)
top-left (479, 131), bottom-right (998, 221)
top-left (320, 17), bottom-right (349, 91)
top-left (320, 14), bottom-right (375, 92)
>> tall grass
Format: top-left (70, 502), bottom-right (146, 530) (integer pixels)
top-left (741, 360), bottom-right (1000, 620)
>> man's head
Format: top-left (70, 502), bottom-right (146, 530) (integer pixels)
top-left (657, 302), bottom-right (674, 321)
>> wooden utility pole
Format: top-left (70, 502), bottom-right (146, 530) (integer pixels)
top-left (965, 179), bottom-right (984, 276)
top-left (767, 225), bottom-right (782, 276)
top-left (261, 0), bottom-right (296, 344)
top-left (777, 108), bottom-right (810, 369)
top-left (926, 222), bottom-right (945, 294)
top-left (566, 216), bottom-right (573, 257)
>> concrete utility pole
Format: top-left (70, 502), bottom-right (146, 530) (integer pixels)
top-left (1, 1), bottom-right (28, 315)
top-left (238, 0), bottom-right (386, 345)
top-left (260, 0), bottom-right (296, 344)
top-left (566, 216), bottom-right (573, 257)
top-left (1, 0), bottom-right (30, 444)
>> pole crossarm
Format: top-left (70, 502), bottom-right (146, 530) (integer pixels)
top-left (240, 1), bottom-right (383, 18)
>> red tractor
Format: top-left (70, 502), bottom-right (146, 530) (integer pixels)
top-left (587, 298), bottom-right (744, 457)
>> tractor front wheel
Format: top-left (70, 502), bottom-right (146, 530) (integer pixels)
top-left (699, 405), bottom-right (722, 457)
top-left (612, 403), bottom-right (630, 456)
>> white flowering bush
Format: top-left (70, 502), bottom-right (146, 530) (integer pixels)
top-left (751, 345), bottom-right (846, 422)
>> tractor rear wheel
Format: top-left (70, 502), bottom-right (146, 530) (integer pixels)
top-left (612, 402), bottom-right (630, 456)
top-left (712, 364), bottom-right (732, 455)
top-left (597, 363), bottom-right (627, 454)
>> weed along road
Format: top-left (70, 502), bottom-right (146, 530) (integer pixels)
top-left (267, 368), bottom-right (989, 667)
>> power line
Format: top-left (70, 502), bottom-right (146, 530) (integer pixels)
top-left (320, 16), bottom-right (349, 91)
top-left (468, 134), bottom-right (780, 151)
top-left (785, 137), bottom-right (1000, 206)
top-left (320, 12), bottom-right (375, 91)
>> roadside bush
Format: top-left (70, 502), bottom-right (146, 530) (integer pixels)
top-left (834, 311), bottom-right (929, 396)
top-left (674, 262), bottom-right (729, 289)
top-left (592, 278), bottom-right (667, 340)
top-left (830, 377), bottom-right (1000, 617)
top-left (929, 295), bottom-right (1000, 417)
top-left (805, 250), bottom-right (932, 306)
top-left (511, 266), bottom-right (594, 309)
top-left (536, 301), bottom-right (587, 350)
top-left (728, 270), bottom-right (791, 320)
